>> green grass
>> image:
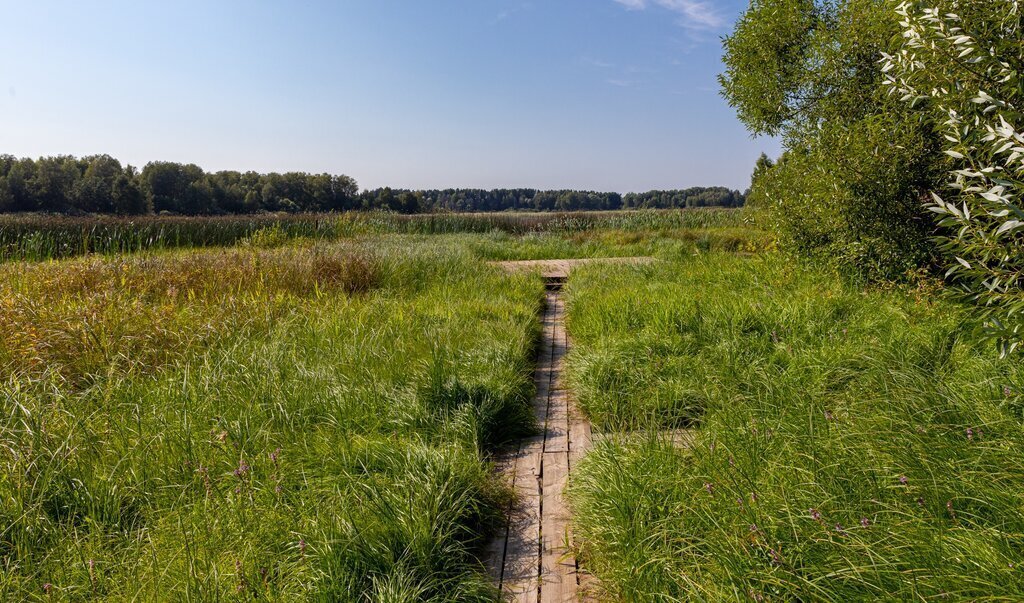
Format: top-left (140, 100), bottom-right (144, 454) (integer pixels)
top-left (0, 240), bottom-right (541, 600)
top-left (13, 218), bottom-right (1015, 601)
top-left (565, 253), bottom-right (1024, 601)
top-left (1, 222), bottom-right (772, 601)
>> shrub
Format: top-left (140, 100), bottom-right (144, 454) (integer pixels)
top-left (882, 0), bottom-right (1024, 355)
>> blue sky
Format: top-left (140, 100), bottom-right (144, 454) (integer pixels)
top-left (0, 1), bottom-right (778, 192)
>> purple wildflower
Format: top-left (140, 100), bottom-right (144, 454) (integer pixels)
top-left (769, 548), bottom-right (782, 565)
top-left (196, 465), bottom-right (212, 496)
top-left (235, 560), bottom-right (247, 593)
top-left (834, 523), bottom-right (847, 535)
top-left (43, 583), bottom-right (53, 595)
top-left (299, 538), bottom-right (307, 557)
top-left (809, 508), bottom-right (822, 521)
top-left (750, 491), bottom-right (759, 503)
top-left (234, 459), bottom-right (250, 477)
top-left (899, 475), bottom-right (909, 485)
top-left (966, 428), bottom-right (974, 441)
top-left (1005, 385), bottom-right (1013, 398)
top-left (270, 447), bottom-right (282, 463)
top-left (917, 497), bottom-right (925, 507)
top-left (704, 482), bottom-right (714, 495)
top-left (860, 517), bottom-right (871, 528)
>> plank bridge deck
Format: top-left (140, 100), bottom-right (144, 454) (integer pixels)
top-left (486, 274), bottom-right (597, 602)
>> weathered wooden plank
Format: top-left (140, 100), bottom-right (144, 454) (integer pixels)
top-left (502, 436), bottom-right (544, 602)
top-left (545, 295), bottom-right (570, 455)
top-left (568, 419), bottom-right (591, 469)
top-left (540, 449), bottom-right (576, 603)
top-left (491, 257), bottom-right (657, 279)
top-left (591, 428), bottom-right (695, 448)
top-left (568, 400), bottom-right (596, 601)
top-left (484, 453), bottom-right (518, 584)
top-left (544, 391), bottom-right (570, 453)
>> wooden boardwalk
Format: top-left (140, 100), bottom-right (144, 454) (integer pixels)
top-left (486, 276), bottom-right (596, 602)
top-left (491, 257), bottom-right (654, 279)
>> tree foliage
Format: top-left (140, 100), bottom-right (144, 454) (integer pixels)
top-left (882, 0), bottom-right (1024, 354)
top-left (354, 187), bottom-right (744, 213)
top-left (722, 0), bottom-right (946, 281)
top-left (0, 154), bottom-right (744, 216)
top-left (0, 155), bottom-right (360, 215)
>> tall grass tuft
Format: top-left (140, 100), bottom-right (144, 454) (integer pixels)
top-left (566, 253), bottom-right (1024, 601)
top-left (0, 238), bottom-right (542, 600)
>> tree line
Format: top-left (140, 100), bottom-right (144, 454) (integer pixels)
top-left (0, 155), bottom-right (359, 215)
top-left (358, 187), bottom-right (744, 214)
top-left (0, 154), bottom-right (744, 216)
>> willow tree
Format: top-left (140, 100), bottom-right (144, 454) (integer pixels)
top-left (883, 1), bottom-right (1024, 354)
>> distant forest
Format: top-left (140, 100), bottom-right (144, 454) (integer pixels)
top-left (359, 187), bottom-right (745, 213)
top-left (0, 154), bottom-right (745, 215)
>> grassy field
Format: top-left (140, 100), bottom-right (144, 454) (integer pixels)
top-left (3, 210), bottom-right (1022, 601)
top-left (0, 211), bottom-right (758, 601)
top-left (565, 254), bottom-right (1024, 601)
top-left (0, 239), bottom-right (547, 600)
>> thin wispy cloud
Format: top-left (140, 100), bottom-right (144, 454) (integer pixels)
top-left (612, 0), bottom-right (724, 30)
top-left (492, 2), bottom-right (533, 24)
top-left (581, 56), bottom-right (616, 69)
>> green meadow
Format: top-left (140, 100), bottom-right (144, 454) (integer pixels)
top-left (566, 255), bottom-right (1024, 601)
top-left (2, 210), bottom-right (1022, 601)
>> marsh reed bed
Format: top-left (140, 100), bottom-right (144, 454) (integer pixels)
top-left (342, 207), bottom-right (746, 236)
top-left (0, 208), bottom-right (746, 262)
top-left (0, 213), bottom-right (342, 262)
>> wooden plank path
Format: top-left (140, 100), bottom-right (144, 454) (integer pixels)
top-left (486, 258), bottom-right (655, 601)
top-left (486, 270), bottom-right (601, 602)
top-left (491, 257), bottom-right (655, 280)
